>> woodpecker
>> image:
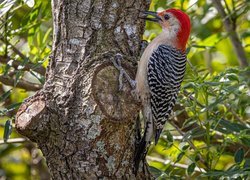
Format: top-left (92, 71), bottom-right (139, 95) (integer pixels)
top-left (134, 8), bottom-right (191, 172)
top-left (111, 8), bottom-right (191, 173)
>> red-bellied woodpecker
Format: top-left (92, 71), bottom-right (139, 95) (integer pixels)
top-left (134, 8), bottom-right (191, 171)
top-left (112, 8), bottom-right (191, 173)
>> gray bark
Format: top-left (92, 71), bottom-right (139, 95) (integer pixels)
top-left (15, 0), bottom-right (152, 179)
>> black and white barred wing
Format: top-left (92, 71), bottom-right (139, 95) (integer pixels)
top-left (147, 45), bottom-right (187, 143)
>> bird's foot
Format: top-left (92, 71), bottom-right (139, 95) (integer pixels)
top-left (112, 53), bottom-right (136, 90)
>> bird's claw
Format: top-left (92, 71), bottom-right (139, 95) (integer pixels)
top-left (112, 53), bottom-right (137, 91)
top-left (118, 72), bottom-right (124, 91)
top-left (112, 53), bottom-right (125, 90)
top-left (113, 53), bottom-right (123, 69)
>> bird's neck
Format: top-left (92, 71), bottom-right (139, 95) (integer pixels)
top-left (153, 30), bottom-right (186, 52)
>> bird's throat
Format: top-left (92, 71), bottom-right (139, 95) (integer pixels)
top-left (152, 31), bottom-right (184, 52)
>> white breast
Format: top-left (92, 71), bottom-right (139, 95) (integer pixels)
top-left (135, 31), bottom-right (175, 103)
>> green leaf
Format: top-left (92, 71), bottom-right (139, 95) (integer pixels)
top-left (182, 118), bottom-right (197, 129)
top-left (182, 82), bottom-right (196, 89)
top-left (186, 47), bottom-right (191, 54)
top-left (240, 137), bottom-right (250, 147)
top-left (176, 152), bottom-right (185, 163)
top-left (0, 0), bottom-right (16, 17)
top-left (0, 89), bottom-right (12, 102)
top-left (203, 81), bottom-right (222, 86)
top-left (187, 163), bottom-right (196, 175)
top-left (3, 63), bottom-right (11, 75)
top-left (42, 27), bottom-right (52, 44)
top-left (195, 155), bottom-right (200, 162)
top-left (204, 170), bottom-right (237, 177)
top-left (226, 73), bottom-right (239, 82)
top-left (225, 68), bottom-right (239, 74)
top-left (183, 127), bottom-right (206, 141)
top-left (14, 70), bottom-right (23, 87)
top-left (166, 130), bottom-right (173, 143)
top-left (6, 102), bottom-right (22, 111)
top-left (30, 70), bottom-right (45, 84)
top-left (3, 120), bottom-right (12, 142)
top-left (234, 148), bottom-right (244, 164)
top-left (182, 144), bottom-right (190, 151)
top-left (218, 119), bottom-right (246, 134)
top-left (148, 166), bottom-right (162, 178)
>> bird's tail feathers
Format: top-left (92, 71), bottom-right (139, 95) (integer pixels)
top-left (134, 133), bottom-right (149, 175)
top-left (155, 128), bottom-right (163, 145)
top-left (134, 103), bottom-right (153, 175)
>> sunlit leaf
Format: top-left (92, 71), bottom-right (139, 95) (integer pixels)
top-left (30, 70), bottom-right (45, 84)
top-left (23, 0), bottom-right (35, 8)
top-left (42, 27), bottom-right (52, 44)
top-left (0, 0), bottom-right (16, 17)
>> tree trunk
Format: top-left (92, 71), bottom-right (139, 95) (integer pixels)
top-left (15, 0), bottom-right (152, 179)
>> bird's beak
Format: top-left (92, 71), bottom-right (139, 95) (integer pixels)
top-left (140, 11), bottom-right (162, 22)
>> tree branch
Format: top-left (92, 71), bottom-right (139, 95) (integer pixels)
top-left (0, 55), bottom-right (46, 75)
top-left (0, 138), bottom-right (28, 144)
top-left (0, 75), bottom-right (42, 91)
top-left (15, 93), bottom-right (50, 142)
top-left (0, 37), bottom-right (27, 60)
top-left (212, 0), bottom-right (248, 67)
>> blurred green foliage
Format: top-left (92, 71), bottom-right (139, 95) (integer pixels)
top-left (0, 0), bottom-right (51, 179)
top-left (0, 0), bottom-right (249, 179)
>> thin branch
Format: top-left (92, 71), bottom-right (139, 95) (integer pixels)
top-left (212, 0), bottom-right (248, 67)
top-left (0, 37), bottom-right (46, 75)
top-left (223, 0), bottom-right (231, 15)
top-left (170, 120), bottom-right (197, 151)
top-left (0, 138), bottom-right (28, 144)
top-left (0, 55), bottom-right (46, 75)
top-left (0, 75), bottom-right (42, 91)
top-left (224, 103), bottom-right (245, 124)
top-left (0, 37), bottom-right (26, 60)
top-left (183, 90), bottom-right (204, 108)
top-left (147, 156), bottom-right (206, 173)
top-left (0, 84), bottom-right (13, 116)
top-left (169, 120), bottom-right (207, 168)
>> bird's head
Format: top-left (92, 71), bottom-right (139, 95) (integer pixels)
top-left (142, 9), bottom-right (191, 52)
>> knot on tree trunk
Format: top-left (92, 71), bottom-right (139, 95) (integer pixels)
top-left (92, 58), bottom-right (139, 121)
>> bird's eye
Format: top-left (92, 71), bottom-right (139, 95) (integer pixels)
top-left (164, 14), bottom-right (170, 20)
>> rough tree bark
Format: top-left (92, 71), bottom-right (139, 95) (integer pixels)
top-left (15, 0), bottom-right (152, 179)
